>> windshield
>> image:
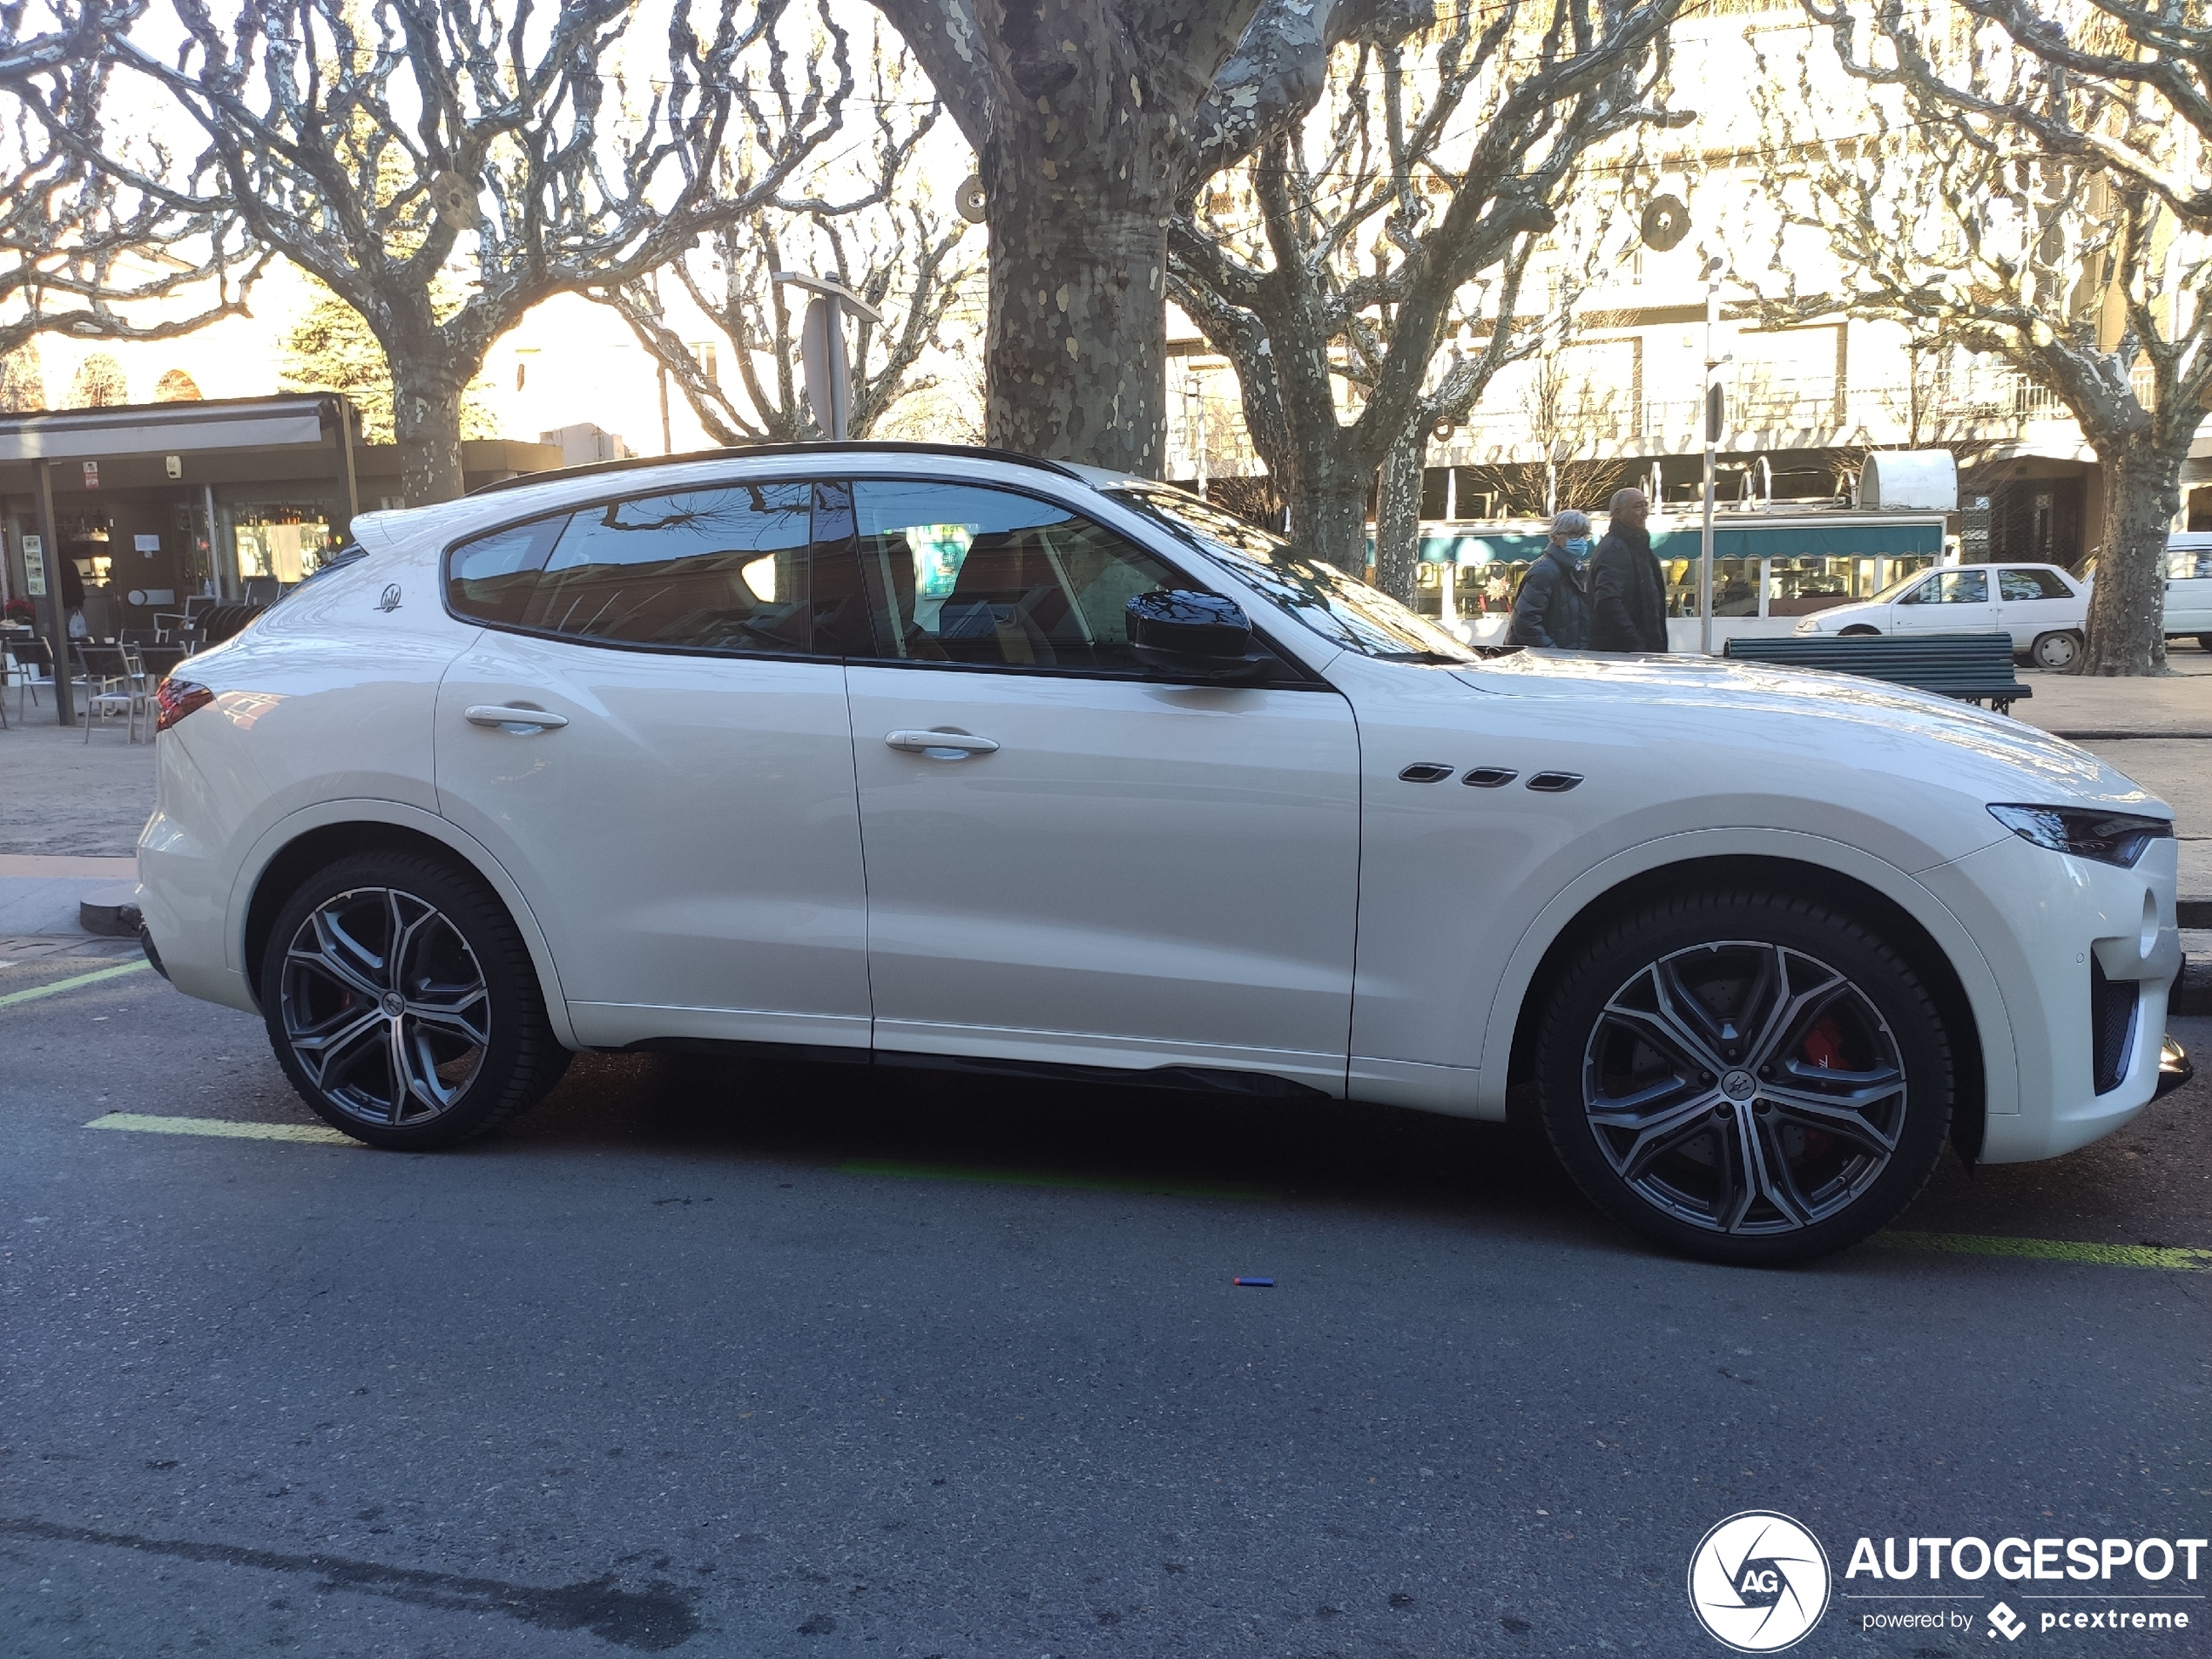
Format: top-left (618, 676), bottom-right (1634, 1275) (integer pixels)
top-left (1107, 483), bottom-right (1475, 662)
top-left (1869, 570), bottom-right (1926, 604)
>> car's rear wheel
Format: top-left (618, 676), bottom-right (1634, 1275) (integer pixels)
top-left (1536, 892), bottom-right (1952, 1265)
top-left (2196, 633), bottom-right (2212, 653)
top-left (260, 851), bottom-right (570, 1149)
top-left (2030, 630), bottom-right (2081, 670)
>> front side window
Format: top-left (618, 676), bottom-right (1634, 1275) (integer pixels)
top-left (847, 480), bottom-right (1192, 674)
top-left (2000, 567), bottom-right (2072, 600)
top-left (1928, 570), bottom-right (1988, 604)
top-left (446, 482), bottom-right (819, 653)
top-left (2169, 549), bottom-right (2212, 580)
top-left (1108, 483), bottom-right (1474, 662)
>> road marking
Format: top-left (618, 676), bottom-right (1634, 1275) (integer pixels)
top-left (1873, 1229), bottom-right (2212, 1272)
top-left (85, 1113), bottom-right (358, 1147)
top-left (839, 1158), bottom-right (1279, 1202)
top-left (0, 960), bottom-right (149, 1010)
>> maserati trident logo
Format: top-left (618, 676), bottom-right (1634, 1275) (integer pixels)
top-left (376, 583), bottom-right (402, 611)
top-left (1688, 1511), bottom-right (1832, 1652)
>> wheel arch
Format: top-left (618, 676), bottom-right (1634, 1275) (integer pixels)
top-left (232, 802), bottom-right (579, 1049)
top-left (1485, 843), bottom-right (2004, 1165)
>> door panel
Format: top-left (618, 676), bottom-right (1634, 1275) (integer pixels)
top-left (847, 666), bottom-right (1361, 1083)
top-left (1892, 567), bottom-right (1994, 634)
top-left (433, 481), bottom-right (872, 1048)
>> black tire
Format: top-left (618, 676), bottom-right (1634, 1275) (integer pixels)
top-left (260, 850), bottom-right (570, 1149)
top-left (2197, 634), bottom-right (2212, 653)
top-left (2030, 630), bottom-right (2081, 671)
top-left (1837, 624), bottom-right (1880, 637)
top-left (1536, 891), bottom-right (1952, 1266)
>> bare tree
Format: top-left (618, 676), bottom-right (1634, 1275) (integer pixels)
top-left (1167, 1), bottom-right (1683, 597)
top-left (1751, 17), bottom-right (2209, 673)
top-left (866, 0), bottom-right (1442, 475)
top-left (603, 33), bottom-right (978, 444)
top-left (0, 0), bottom-right (260, 361)
top-left (1463, 341), bottom-right (1642, 519)
top-left (57, 0), bottom-right (849, 503)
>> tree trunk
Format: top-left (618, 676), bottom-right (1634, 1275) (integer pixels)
top-left (1372, 427), bottom-right (1426, 604)
top-left (978, 98), bottom-right (1179, 475)
top-left (389, 356), bottom-right (469, 508)
top-left (2078, 435), bottom-right (2182, 676)
top-left (1284, 456), bottom-right (1372, 575)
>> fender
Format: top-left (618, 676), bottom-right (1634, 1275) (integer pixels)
top-left (226, 799), bottom-right (581, 1050)
top-left (1469, 826), bottom-right (2020, 1123)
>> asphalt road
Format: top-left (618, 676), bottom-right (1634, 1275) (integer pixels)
top-left (2, 944), bottom-right (2206, 1658)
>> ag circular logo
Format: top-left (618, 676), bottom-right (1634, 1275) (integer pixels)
top-left (1687, 1511), bottom-right (1831, 1652)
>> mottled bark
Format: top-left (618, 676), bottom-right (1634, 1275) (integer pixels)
top-left (1372, 424), bottom-right (1426, 604)
top-left (389, 355), bottom-right (467, 509)
top-left (978, 109), bottom-right (1177, 470)
top-left (1285, 459), bottom-right (1372, 575)
top-left (2079, 436), bottom-right (2182, 676)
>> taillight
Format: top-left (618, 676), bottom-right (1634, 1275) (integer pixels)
top-left (154, 678), bottom-right (216, 732)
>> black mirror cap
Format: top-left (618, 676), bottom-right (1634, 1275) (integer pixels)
top-left (1126, 589), bottom-right (1271, 679)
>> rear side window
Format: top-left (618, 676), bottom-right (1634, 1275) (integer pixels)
top-left (2000, 567), bottom-right (2073, 600)
top-left (2170, 548), bottom-right (2212, 580)
top-left (445, 483), bottom-right (817, 653)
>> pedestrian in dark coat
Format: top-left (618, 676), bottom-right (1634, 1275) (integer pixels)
top-left (1589, 487), bottom-right (1670, 652)
top-left (1507, 509), bottom-right (1594, 649)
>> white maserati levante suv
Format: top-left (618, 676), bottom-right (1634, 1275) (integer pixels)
top-left (137, 445), bottom-right (2182, 1265)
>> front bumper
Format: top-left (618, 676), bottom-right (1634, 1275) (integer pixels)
top-left (1919, 830), bottom-right (2180, 1163)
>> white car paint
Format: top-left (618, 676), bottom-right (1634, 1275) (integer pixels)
top-left (2167, 533), bottom-right (2212, 642)
top-left (136, 448), bottom-right (2179, 1187)
top-left (1794, 562), bottom-right (2087, 653)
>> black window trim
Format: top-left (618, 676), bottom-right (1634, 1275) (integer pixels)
top-left (439, 467), bottom-right (1333, 688)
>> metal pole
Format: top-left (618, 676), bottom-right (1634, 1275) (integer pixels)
top-left (334, 396), bottom-right (361, 540)
top-left (32, 456), bottom-right (75, 725)
top-left (1699, 276), bottom-right (1719, 655)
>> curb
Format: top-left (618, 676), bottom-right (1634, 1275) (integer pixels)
top-left (2178, 957), bottom-right (2212, 1019)
top-left (78, 880), bottom-right (142, 938)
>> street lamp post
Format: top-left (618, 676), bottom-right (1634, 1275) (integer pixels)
top-left (1697, 257), bottom-right (1730, 655)
top-left (771, 270), bottom-right (885, 442)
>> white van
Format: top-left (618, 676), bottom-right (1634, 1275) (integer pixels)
top-left (2167, 533), bottom-right (2212, 650)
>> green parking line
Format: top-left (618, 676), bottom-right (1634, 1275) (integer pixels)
top-left (839, 1158), bottom-right (1280, 1202)
top-left (1873, 1230), bottom-right (2212, 1272)
top-left (0, 960), bottom-right (148, 1011)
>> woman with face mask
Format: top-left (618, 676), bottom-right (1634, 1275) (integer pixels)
top-left (1507, 509), bottom-right (1594, 649)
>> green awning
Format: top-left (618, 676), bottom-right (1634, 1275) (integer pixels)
top-left (1408, 521), bottom-right (1946, 563)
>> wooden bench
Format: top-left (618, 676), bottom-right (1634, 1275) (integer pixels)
top-left (1723, 631), bottom-right (2033, 714)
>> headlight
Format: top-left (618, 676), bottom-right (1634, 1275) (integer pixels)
top-left (1987, 804), bottom-right (2173, 867)
top-left (1794, 617), bottom-right (1819, 634)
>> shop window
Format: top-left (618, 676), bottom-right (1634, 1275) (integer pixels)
top-left (234, 506), bottom-right (336, 585)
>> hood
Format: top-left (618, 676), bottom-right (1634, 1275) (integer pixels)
top-left (1448, 650), bottom-right (2166, 815)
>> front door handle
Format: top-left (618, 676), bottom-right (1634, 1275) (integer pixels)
top-left (465, 705), bottom-right (569, 732)
top-left (886, 728), bottom-right (999, 758)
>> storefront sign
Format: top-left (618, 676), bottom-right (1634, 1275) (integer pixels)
top-left (82, 460), bottom-right (99, 489)
top-left (22, 532), bottom-right (44, 596)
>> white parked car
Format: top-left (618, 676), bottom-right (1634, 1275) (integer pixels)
top-left (137, 446), bottom-right (2182, 1265)
top-left (1793, 561), bottom-right (2089, 669)
top-left (2166, 533), bottom-right (2212, 650)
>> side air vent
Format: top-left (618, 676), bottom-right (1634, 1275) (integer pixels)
top-left (1462, 766), bottom-right (1517, 788)
top-left (1398, 762), bottom-right (1454, 784)
top-left (1526, 772), bottom-right (1583, 792)
top-left (2089, 957), bottom-right (2138, 1096)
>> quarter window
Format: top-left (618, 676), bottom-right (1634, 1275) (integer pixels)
top-left (2000, 567), bottom-right (2072, 600)
top-left (846, 480), bottom-right (1193, 675)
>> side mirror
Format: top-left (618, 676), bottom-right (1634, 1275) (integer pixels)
top-left (1127, 590), bottom-right (1265, 678)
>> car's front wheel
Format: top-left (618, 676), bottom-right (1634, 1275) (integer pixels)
top-left (1537, 892), bottom-right (1953, 1265)
top-left (260, 850), bottom-right (570, 1149)
top-left (1837, 624), bottom-right (1880, 637)
top-left (2030, 630), bottom-right (2082, 670)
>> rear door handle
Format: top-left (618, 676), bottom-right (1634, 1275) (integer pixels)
top-left (886, 729), bottom-right (999, 757)
top-left (465, 705), bottom-right (569, 732)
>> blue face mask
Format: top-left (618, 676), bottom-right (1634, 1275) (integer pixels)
top-left (1563, 536), bottom-right (1591, 563)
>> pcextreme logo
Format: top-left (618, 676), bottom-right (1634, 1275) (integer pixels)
top-left (1688, 1511), bottom-right (1833, 1652)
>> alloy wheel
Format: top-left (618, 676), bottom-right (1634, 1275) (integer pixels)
top-left (1580, 940), bottom-right (1906, 1235)
top-left (279, 886), bottom-right (490, 1127)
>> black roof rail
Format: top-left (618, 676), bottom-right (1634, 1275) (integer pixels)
top-left (465, 439), bottom-right (1088, 497)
